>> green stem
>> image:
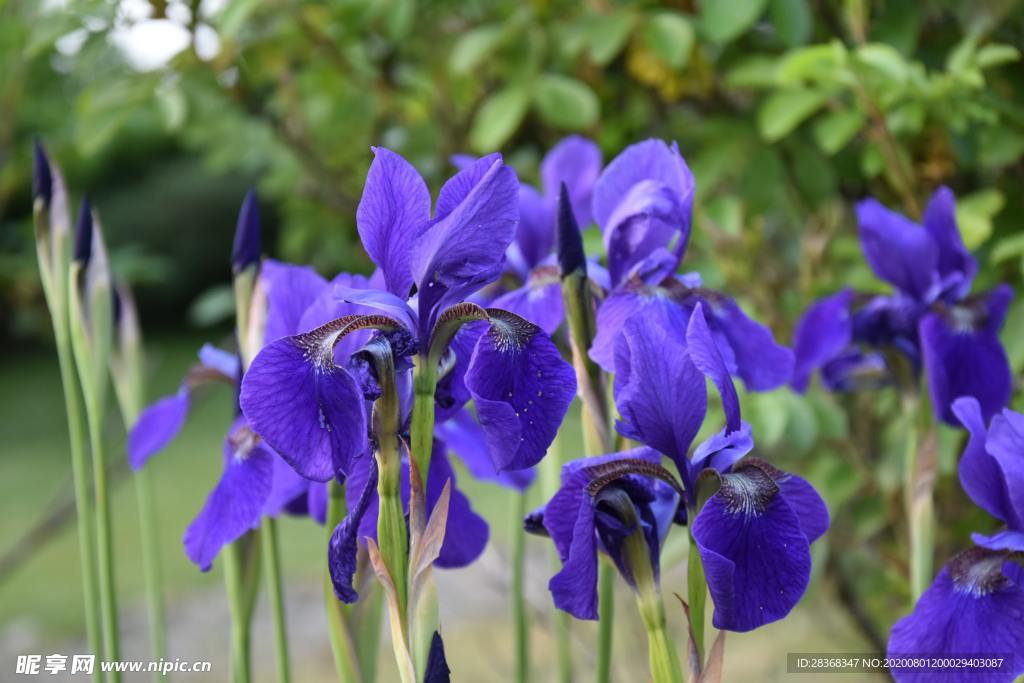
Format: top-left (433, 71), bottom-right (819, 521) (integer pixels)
top-left (410, 360), bottom-right (437, 478)
top-left (262, 517), bottom-right (291, 683)
top-left (903, 397), bottom-right (933, 601)
top-left (642, 612), bottom-right (684, 683)
top-left (510, 491), bottom-right (529, 683)
top-left (223, 542), bottom-right (252, 683)
top-left (324, 480), bottom-right (363, 683)
top-left (542, 433), bottom-right (573, 683)
top-left (86, 407), bottom-right (120, 680)
top-left (355, 584), bottom-right (384, 683)
top-left (595, 562), bottom-right (615, 683)
top-left (134, 467), bottom-right (166, 668)
top-left (54, 339), bottom-right (102, 680)
top-left (687, 528), bottom-right (707, 672)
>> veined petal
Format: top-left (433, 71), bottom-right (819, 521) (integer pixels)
top-left (687, 303), bottom-right (740, 433)
top-left (703, 293), bottom-right (794, 391)
top-left (692, 462), bottom-right (813, 632)
top-left (689, 423), bottom-right (754, 489)
top-left (541, 135), bottom-right (602, 227)
top-left (887, 548), bottom-right (1024, 682)
top-left (986, 408), bottom-right (1024, 529)
top-left (590, 278), bottom-right (690, 372)
top-left (920, 286), bottom-right (1013, 425)
top-left (465, 310), bottom-right (576, 471)
top-left (330, 455), bottom-right (378, 602)
top-left (357, 147), bottom-right (431, 297)
top-left (613, 312), bottom-right (706, 470)
top-left (509, 185), bottom-right (554, 274)
top-left (548, 488), bottom-right (599, 620)
top-left (922, 187), bottom-right (976, 301)
top-left (261, 260), bottom-right (328, 342)
top-left (183, 420), bottom-right (274, 571)
top-left (856, 198), bottom-right (937, 301)
top-left (437, 410), bottom-right (535, 491)
top-left (604, 179), bottom-right (689, 287)
top-left (128, 388), bottom-right (189, 470)
top-left (791, 290), bottom-right (854, 392)
top-left (490, 266), bottom-right (563, 335)
top-left (332, 285), bottom-right (418, 336)
top-left (240, 320), bottom-right (372, 481)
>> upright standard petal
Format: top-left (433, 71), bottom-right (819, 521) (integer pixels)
top-left (541, 135), bottom-right (602, 227)
top-left (919, 286), bottom-right (1013, 424)
top-left (686, 303), bottom-right (740, 433)
top-left (887, 548), bottom-right (1024, 683)
top-left (412, 156), bottom-right (519, 334)
top-left (490, 266), bottom-right (563, 335)
top-left (856, 198), bottom-right (937, 301)
top-left (953, 397), bottom-right (1021, 529)
top-left (508, 185), bottom-right (554, 274)
top-left (261, 259), bottom-right (328, 342)
top-left (183, 420), bottom-right (274, 570)
top-left (330, 455), bottom-right (378, 603)
top-left (357, 147), bottom-right (431, 297)
top-left (791, 290), bottom-right (854, 392)
top-left (985, 408), bottom-right (1024, 529)
top-left (240, 321), bottom-right (370, 481)
top-left (465, 310), bottom-right (576, 471)
top-left (590, 277), bottom-right (691, 372)
top-left (128, 388), bottom-right (189, 470)
top-left (691, 461), bottom-right (815, 632)
top-left (922, 187), bottom-right (976, 301)
top-left (613, 312), bottom-right (707, 471)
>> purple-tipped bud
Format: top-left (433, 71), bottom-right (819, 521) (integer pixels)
top-left (74, 197), bottom-right (93, 265)
top-left (556, 182), bottom-right (585, 277)
top-left (232, 189), bottom-right (262, 271)
top-left (32, 140), bottom-right (53, 207)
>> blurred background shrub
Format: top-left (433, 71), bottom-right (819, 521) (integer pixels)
top-left (1, 0), bottom-right (1023, 659)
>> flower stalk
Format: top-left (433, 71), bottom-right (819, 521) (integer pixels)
top-left (324, 481), bottom-right (364, 683)
top-left (510, 489), bottom-right (529, 683)
top-left (903, 394), bottom-right (935, 601)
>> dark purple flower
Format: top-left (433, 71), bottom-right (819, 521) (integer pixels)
top-left (436, 409), bottom-right (535, 491)
top-left (232, 189), bottom-right (262, 272)
top-left (536, 448), bottom-right (684, 620)
top-left (329, 440), bottom-right (489, 602)
top-left (887, 547), bottom-right (1024, 682)
top-left (32, 140), bottom-right (53, 207)
top-left (183, 417), bottom-right (274, 571)
top-left (953, 397), bottom-right (1024, 551)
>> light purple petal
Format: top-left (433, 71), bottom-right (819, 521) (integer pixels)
top-left (791, 289), bottom-right (854, 392)
top-left (971, 530), bottom-right (1024, 552)
top-left (332, 285), bottom-right (418, 335)
top-left (261, 260), bottom-right (328, 342)
top-left (183, 420), bottom-right (274, 571)
top-left (541, 135), bottom-right (602, 227)
top-left (856, 198), bottom-right (937, 301)
top-left (490, 271), bottom-right (563, 335)
top-left (198, 344), bottom-right (241, 380)
top-left (128, 388), bottom-right (189, 470)
top-left (689, 423), bottom-right (754, 487)
top-left (465, 312), bottom-right (576, 471)
top-left (357, 148), bottom-right (431, 297)
top-left (591, 279), bottom-right (691, 372)
top-left (240, 334), bottom-right (368, 481)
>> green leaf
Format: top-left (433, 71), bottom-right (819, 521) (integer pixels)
top-left (578, 11), bottom-right (637, 65)
top-left (776, 41), bottom-right (849, 85)
top-left (469, 86), bottom-right (529, 153)
top-left (449, 25), bottom-right (504, 74)
top-left (812, 107), bottom-right (865, 154)
top-left (770, 0), bottom-right (812, 48)
top-left (855, 43), bottom-right (909, 83)
top-left (642, 12), bottom-right (694, 68)
top-left (975, 43), bottom-right (1021, 69)
top-left (991, 233), bottom-right (1024, 265)
top-left (724, 56), bottom-right (781, 89)
top-left (756, 88), bottom-right (829, 141)
top-left (699, 0), bottom-right (768, 45)
top-left (532, 75), bottom-right (599, 129)
top-left (217, 0), bottom-right (262, 39)
top-left (956, 189), bottom-right (1004, 249)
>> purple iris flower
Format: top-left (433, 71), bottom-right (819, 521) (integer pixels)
top-left (534, 304), bottom-right (827, 627)
top-left (241, 147), bottom-right (576, 481)
top-left (329, 440), bottom-right (489, 602)
top-left (588, 139), bottom-right (794, 392)
top-left (952, 397), bottom-right (1024, 553)
top-left (792, 188), bottom-right (1013, 424)
top-left (886, 547), bottom-right (1024, 682)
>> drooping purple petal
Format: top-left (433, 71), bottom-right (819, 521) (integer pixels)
top-left (434, 320), bottom-right (486, 423)
top-left (774, 470), bottom-right (830, 544)
top-left (986, 407), bottom-right (1024, 529)
top-left (548, 483), bottom-right (599, 620)
top-left (856, 198), bottom-right (937, 301)
top-left (437, 410), bottom-right (535, 491)
top-left (922, 187), bottom-right (976, 301)
top-left (702, 294), bottom-right (794, 391)
top-left (240, 331), bottom-right (369, 481)
top-left (591, 278), bottom-right (691, 372)
top-left (412, 156), bottom-right (519, 334)
top-left (953, 397), bottom-right (1020, 529)
top-left (490, 267), bottom-right (563, 335)
top-left (261, 260), bottom-right (328, 342)
top-left (183, 420), bottom-right (274, 571)
top-left (465, 311), bottom-right (576, 471)
top-left (429, 445), bottom-right (490, 568)
top-left (920, 286), bottom-right (1013, 425)
top-left (887, 549), bottom-right (1024, 682)
top-left (613, 312), bottom-right (706, 470)
top-left (686, 303), bottom-right (740, 433)
top-left (357, 148), bottom-right (432, 297)
top-left (692, 462), bottom-right (813, 632)
top-left (541, 135), bottom-right (602, 227)
top-left (128, 388), bottom-right (189, 470)
top-left (330, 455), bottom-right (378, 602)
top-left (792, 289), bottom-right (854, 392)
top-left (263, 452), bottom-right (313, 518)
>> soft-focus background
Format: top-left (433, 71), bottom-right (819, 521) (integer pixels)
top-left (2, 1), bottom-right (1023, 680)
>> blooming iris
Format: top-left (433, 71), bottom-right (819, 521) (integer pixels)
top-left (587, 139), bottom-right (794, 392)
top-left (885, 396), bottom-right (1024, 681)
top-left (792, 188), bottom-right (1013, 424)
top-left (533, 303), bottom-right (828, 630)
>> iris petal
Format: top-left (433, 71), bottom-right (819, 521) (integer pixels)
top-left (791, 290), bottom-right (854, 392)
top-left (953, 397), bottom-right (1020, 529)
top-left (329, 455), bottom-right (378, 602)
top-left (856, 198), bottom-right (937, 301)
top-left (128, 389), bottom-right (189, 471)
top-left (261, 260), bottom-right (328, 342)
top-left (541, 135), bottom-right (601, 227)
